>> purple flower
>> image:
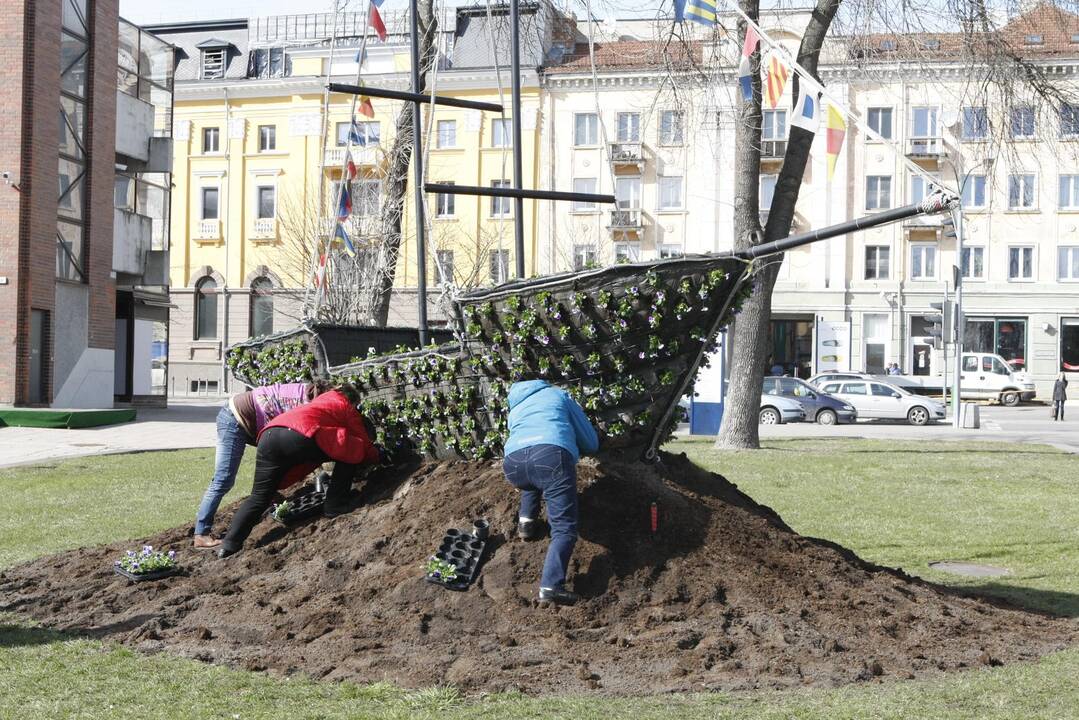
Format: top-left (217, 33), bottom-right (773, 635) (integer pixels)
top-left (142, 545), bottom-right (153, 554)
top-left (167, 550), bottom-right (176, 561)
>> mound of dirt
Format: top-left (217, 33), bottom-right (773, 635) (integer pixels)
top-left (1, 452), bottom-right (1073, 695)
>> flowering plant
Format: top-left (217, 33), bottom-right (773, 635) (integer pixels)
top-left (425, 556), bottom-right (458, 582)
top-left (271, 500), bottom-right (293, 521)
top-left (115, 545), bottom-right (177, 575)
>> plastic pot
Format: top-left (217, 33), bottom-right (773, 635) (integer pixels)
top-left (472, 519), bottom-right (490, 539)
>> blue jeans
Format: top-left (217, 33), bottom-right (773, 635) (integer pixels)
top-left (503, 444), bottom-right (578, 590)
top-left (195, 406), bottom-right (253, 535)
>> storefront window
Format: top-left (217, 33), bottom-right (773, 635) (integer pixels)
top-left (770, 319), bottom-right (814, 379)
top-left (963, 318), bottom-right (1027, 369)
top-left (1061, 319), bottom-right (1079, 371)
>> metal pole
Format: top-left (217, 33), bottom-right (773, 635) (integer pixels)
top-left (410, 0), bottom-right (429, 344)
top-left (952, 202), bottom-right (964, 428)
top-left (510, 0), bottom-right (525, 278)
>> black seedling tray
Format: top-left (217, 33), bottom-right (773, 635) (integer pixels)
top-left (425, 525), bottom-right (488, 591)
top-left (269, 491), bottom-right (326, 526)
top-left (113, 565), bottom-right (180, 583)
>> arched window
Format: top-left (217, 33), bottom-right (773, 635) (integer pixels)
top-left (249, 277), bottom-right (274, 337)
top-left (195, 277), bottom-right (217, 340)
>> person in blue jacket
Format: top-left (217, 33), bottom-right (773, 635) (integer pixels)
top-left (502, 379), bottom-right (599, 605)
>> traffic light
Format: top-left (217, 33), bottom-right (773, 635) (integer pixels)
top-left (927, 302), bottom-right (945, 350)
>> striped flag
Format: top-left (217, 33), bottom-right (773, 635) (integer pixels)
top-left (369, 3), bottom-right (387, 41)
top-left (826, 104), bottom-right (847, 180)
top-left (683, 0), bottom-right (717, 27)
top-left (312, 252), bottom-right (328, 291)
top-left (345, 151), bottom-right (358, 181)
top-left (764, 54), bottom-right (789, 109)
top-left (347, 119), bottom-right (367, 146)
top-left (336, 184), bottom-right (352, 221)
top-left (738, 27), bottom-right (760, 102)
top-left (358, 96), bottom-right (375, 119)
top-left (335, 223), bottom-right (356, 257)
top-left (790, 80), bottom-right (821, 133)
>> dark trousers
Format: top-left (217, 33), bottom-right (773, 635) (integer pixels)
top-left (1054, 400), bottom-right (1065, 420)
top-left (222, 427), bottom-right (356, 552)
top-left (503, 444), bottom-right (578, 590)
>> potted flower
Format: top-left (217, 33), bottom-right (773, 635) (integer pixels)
top-left (271, 500), bottom-right (293, 522)
top-left (114, 545), bottom-right (179, 582)
top-left (425, 556), bottom-right (459, 583)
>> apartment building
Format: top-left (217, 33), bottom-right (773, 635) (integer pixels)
top-left (540, 4), bottom-right (1079, 397)
top-left (151, 3), bottom-right (573, 395)
top-left (0, 1), bottom-right (173, 408)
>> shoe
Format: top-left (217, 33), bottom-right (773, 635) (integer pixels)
top-left (322, 501), bottom-right (350, 519)
top-left (539, 587), bottom-right (580, 605)
top-left (216, 546), bottom-right (240, 559)
top-left (193, 535), bottom-right (222, 550)
top-left (518, 518), bottom-right (543, 541)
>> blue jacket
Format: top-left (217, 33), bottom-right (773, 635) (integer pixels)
top-left (504, 380), bottom-right (599, 462)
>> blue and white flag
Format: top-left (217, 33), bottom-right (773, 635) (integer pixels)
top-left (684, 0), bottom-right (717, 27)
top-left (790, 80), bottom-right (822, 133)
top-left (738, 27), bottom-right (760, 101)
top-left (348, 119), bottom-right (367, 146)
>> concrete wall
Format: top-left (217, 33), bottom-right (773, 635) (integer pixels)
top-left (116, 91), bottom-right (153, 162)
top-left (113, 208), bottom-right (152, 275)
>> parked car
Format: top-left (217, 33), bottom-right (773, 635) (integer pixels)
top-left (759, 394), bottom-right (806, 425)
top-left (816, 379), bottom-right (946, 425)
top-left (959, 352), bottom-right (1036, 406)
top-left (808, 371), bottom-right (922, 393)
top-left (762, 376), bottom-right (857, 425)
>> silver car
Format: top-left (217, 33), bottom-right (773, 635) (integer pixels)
top-left (817, 379), bottom-right (946, 425)
top-left (758, 393), bottom-right (806, 425)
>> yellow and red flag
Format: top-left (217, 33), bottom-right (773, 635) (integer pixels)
top-left (358, 96), bottom-right (375, 118)
top-left (764, 55), bottom-right (789, 109)
top-left (826, 104), bottom-right (847, 180)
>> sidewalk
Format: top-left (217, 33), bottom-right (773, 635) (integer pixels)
top-left (0, 398), bottom-right (221, 469)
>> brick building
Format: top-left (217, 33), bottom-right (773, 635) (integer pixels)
top-left (0, 1), bottom-right (173, 408)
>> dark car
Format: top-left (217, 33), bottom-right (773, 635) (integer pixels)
top-left (762, 376), bottom-right (857, 425)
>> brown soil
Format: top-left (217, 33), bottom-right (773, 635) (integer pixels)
top-left (0, 452), bottom-right (1074, 695)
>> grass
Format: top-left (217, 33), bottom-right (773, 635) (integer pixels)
top-left (0, 440), bottom-right (1076, 718)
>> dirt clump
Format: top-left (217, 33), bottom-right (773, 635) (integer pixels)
top-left (1, 452), bottom-right (1074, 695)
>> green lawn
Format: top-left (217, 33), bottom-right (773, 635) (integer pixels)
top-left (0, 440), bottom-right (1076, 719)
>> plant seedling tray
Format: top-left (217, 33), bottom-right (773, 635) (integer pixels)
top-left (270, 491), bottom-right (326, 526)
top-left (426, 526), bottom-right (488, 591)
top-left (113, 565), bottom-right (180, 583)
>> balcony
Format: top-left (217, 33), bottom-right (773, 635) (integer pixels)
top-left (608, 141), bottom-right (643, 168)
top-left (762, 139), bottom-right (787, 159)
top-left (195, 219), bottom-right (221, 241)
top-left (324, 145), bottom-right (379, 169)
top-left (904, 212), bottom-right (944, 228)
top-left (252, 217), bottom-right (277, 242)
top-left (113, 208), bottom-right (151, 276)
top-left (907, 137), bottom-right (944, 158)
top-left (608, 208), bottom-right (645, 232)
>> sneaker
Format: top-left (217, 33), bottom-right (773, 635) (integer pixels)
top-left (216, 545), bottom-right (240, 559)
top-left (518, 518), bottom-right (543, 541)
top-left (539, 587), bottom-right (580, 605)
top-left (193, 535), bottom-right (222, 550)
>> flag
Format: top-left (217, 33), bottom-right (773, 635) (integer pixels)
top-left (673, 0), bottom-right (687, 22)
top-left (790, 81), bottom-right (821, 133)
top-left (764, 54), bottom-right (789, 109)
top-left (336, 184), bottom-right (352, 221)
top-left (358, 96), bottom-right (375, 118)
top-left (345, 151), bottom-right (358, 180)
top-left (335, 223), bottom-right (356, 256)
top-left (348, 118), bottom-right (367, 146)
top-left (312, 252), bottom-right (328, 290)
top-left (826, 104), bottom-right (847, 180)
top-left (684, 0), bottom-right (717, 27)
top-left (369, 4), bottom-right (387, 41)
top-left (738, 27), bottom-right (760, 102)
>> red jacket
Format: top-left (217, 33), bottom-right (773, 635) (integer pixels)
top-left (259, 389), bottom-right (379, 489)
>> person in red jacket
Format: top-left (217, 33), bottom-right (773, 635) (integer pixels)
top-left (217, 385), bottom-right (381, 558)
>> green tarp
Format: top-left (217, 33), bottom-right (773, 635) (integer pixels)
top-left (0, 408), bottom-right (136, 429)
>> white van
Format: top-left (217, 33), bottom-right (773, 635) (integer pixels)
top-left (959, 353), bottom-right (1036, 406)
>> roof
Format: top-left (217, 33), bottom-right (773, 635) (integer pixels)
top-left (195, 37), bottom-right (233, 49)
top-left (150, 22), bottom-right (250, 82)
top-left (545, 40), bottom-right (704, 73)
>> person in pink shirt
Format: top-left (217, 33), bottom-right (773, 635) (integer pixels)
top-left (193, 381), bottom-right (328, 549)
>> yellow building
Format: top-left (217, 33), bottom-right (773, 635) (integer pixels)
top-left (150, 6), bottom-right (565, 393)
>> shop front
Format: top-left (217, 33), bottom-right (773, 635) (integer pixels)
top-left (963, 317), bottom-right (1027, 370)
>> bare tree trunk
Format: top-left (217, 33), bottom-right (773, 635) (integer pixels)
top-left (370, 0), bottom-right (437, 326)
top-left (716, 0), bottom-right (841, 449)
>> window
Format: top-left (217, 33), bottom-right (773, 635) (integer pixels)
top-left (1010, 106), bottom-right (1035, 139)
top-left (864, 313), bottom-right (889, 375)
top-left (1026, 34), bottom-right (1044, 45)
top-left (963, 174), bottom-right (987, 208)
top-left (202, 127), bottom-right (220, 153)
top-left (492, 118), bottom-right (511, 147)
top-left (911, 106), bottom-right (938, 138)
top-left (961, 107), bottom-right (988, 140)
top-left (616, 112), bottom-right (640, 142)
top-left (879, 39), bottom-right (896, 51)
top-left (760, 174), bottom-right (777, 212)
top-left (256, 186), bottom-right (275, 219)
top-left (964, 319), bottom-right (1027, 368)
top-left (867, 107), bottom-right (893, 139)
top-left (658, 176), bottom-right (683, 210)
top-left (615, 176), bottom-right (641, 209)
top-left (962, 246), bottom-right (985, 279)
top-left (1062, 175), bottom-right (1079, 209)
top-left (258, 125), bottom-right (276, 152)
top-left (437, 120), bottom-right (456, 148)
top-left (866, 175), bottom-right (892, 210)
top-left (435, 250), bottom-right (454, 285)
top-left (1058, 247), bottom-right (1079, 280)
top-left (355, 179), bottom-right (380, 217)
top-left (1008, 173), bottom-right (1036, 209)
top-left (248, 47), bottom-right (286, 79)
top-left (910, 243), bottom-right (937, 280)
top-left (574, 113), bottom-right (598, 146)
top-left (762, 109), bottom-right (786, 140)
top-left (201, 48), bottom-right (225, 80)
top-left (195, 277), bottom-right (218, 340)
top-left (840, 382), bottom-right (867, 395)
top-left (1008, 246), bottom-right (1034, 280)
top-left (911, 175), bottom-right (940, 204)
top-left (871, 383), bottom-right (897, 397)
top-left (659, 244), bottom-right (683, 258)
top-left (336, 121), bottom-right (379, 146)
top-left (489, 249), bottom-right (509, 284)
top-left (659, 110), bottom-right (684, 145)
top-left (490, 179), bottom-right (511, 216)
top-left (923, 39), bottom-right (940, 50)
top-left (435, 181), bottom-right (455, 217)
top-left (1072, 33), bottom-right (1079, 43)
top-left (249, 277), bottom-right (273, 337)
top-left (1061, 318), bottom-right (1079, 371)
top-left (615, 243), bottom-right (640, 263)
top-left (201, 187), bottom-right (219, 220)
top-left (572, 178), bottom-right (597, 211)
top-left (865, 245), bottom-right (890, 279)
top-left (573, 244), bottom-right (597, 270)
top-left (1063, 104), bottom-right (1079, 137)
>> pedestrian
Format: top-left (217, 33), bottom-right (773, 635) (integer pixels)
top-left (1052, 372), bottom-right (1068, 421)
top-left (193, 380), bottom-right (329, 549)
top-left (502, 379), bottom-right (599, 606)
top-left (216, 385), bottom-right (381, 558)
top-left (888, 363), bottom-right (903, 376)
